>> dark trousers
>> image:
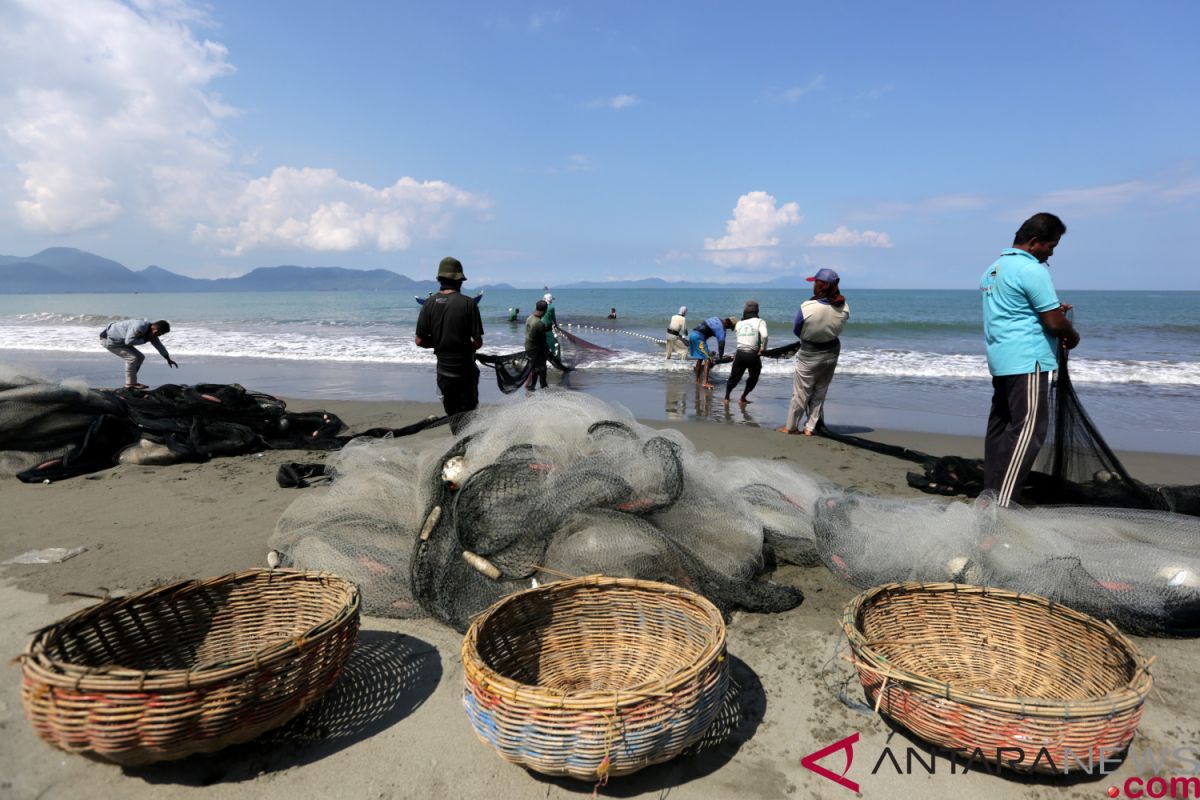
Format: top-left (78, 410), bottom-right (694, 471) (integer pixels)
top-left (725, 350), bottom-right (762, 399)
top-left (525, 349), bottom-right (548, 390)
top-left (983, 367), bottom-right (1051, 507)
top-left (437, 367), bottom-right (479, 426)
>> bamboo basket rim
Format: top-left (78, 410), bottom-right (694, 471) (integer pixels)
top-left (20, 569), bottom-right (360, 693)
top-left (841, 582), bottom-right (1153, 719)
top-left (462, 574), bottom-right (726, 710)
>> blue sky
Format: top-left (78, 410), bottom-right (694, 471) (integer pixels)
top-left (1, 0), bottom-right (1198, 288)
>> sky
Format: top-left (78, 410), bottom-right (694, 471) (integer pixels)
top-left (1, 0), bottom-right (1198, 289)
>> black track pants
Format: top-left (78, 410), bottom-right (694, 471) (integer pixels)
top-left (725, 350), bottom-right (762, 399)
top-left (983, 367), bottom-right (1051, 507)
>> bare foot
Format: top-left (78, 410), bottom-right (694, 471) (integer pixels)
top-left (701, 383), bottom-right (715, 390)
top-left (739, 397), bottom-right (751, 405)
top-left (803, 429), bottom-right (815, 436)
top-left (722, 397), bottom-right (730, 405)
top-left (775, 426), bottom-right (801, 435)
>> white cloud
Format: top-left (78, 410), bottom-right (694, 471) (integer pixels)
top-left (703, 191), bottom-right (802, 267)
top-left (810, 226), bottom-right (894, 248)
top-left (565, 154), bottom-right (593, 172)
top-left (850, 193), bottom-right (987, 221)
top-left (0, 0), bottom-right (236, 234)
top-left (764, 74), bottom-right (825, 104)
top-left (193, 167), bottom-right (488, 255)
top-left (587, 94), bottom-right (639, 110)
top-left (0, 0), bottom-right (484, 256)
top-left (527, 10), bottom-right (563, 32)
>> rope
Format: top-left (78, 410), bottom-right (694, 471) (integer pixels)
top-left (563, 323), bottom-right (668, 346)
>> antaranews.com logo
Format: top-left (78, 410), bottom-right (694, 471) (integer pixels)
top-left (800, 733), bottom-right (1200, 796)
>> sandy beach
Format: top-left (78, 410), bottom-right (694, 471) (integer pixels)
top-left (1, 397), bottom-right (1197, 800)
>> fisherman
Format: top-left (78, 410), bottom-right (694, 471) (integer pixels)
top-left (524, 300), bottom-right (550, 391)
top-left (777, 269), bottom-right (850, 436)
top-left (981, 212), bottom-right (1080, 507)
top-left (665, 305), bottom-right (689, 360)
top-left (508, 306), bottom-right (520, 323)
top-left (607, 307), bottom-right (618, 320)
top-left (415, 257), bottom-right (485, 425)
top-left (99, 318), bottom-right (178, 389)
top-left (542, 293), bottom-right (559, 357)
top-left (725, 300), bottom-right (768, 406)
top-left (688, 316), bottom-right (734, 389)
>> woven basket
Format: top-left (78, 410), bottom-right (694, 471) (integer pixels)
top-left (20, 569), bottom-right (360, 765)
top-left (843, 582), bottom-right (1153, 773)
top-left (462, 575), bottom-right (729, 781)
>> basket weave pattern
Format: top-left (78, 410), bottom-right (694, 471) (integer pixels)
top-left (462, 575), bottom-right (729, 781)
top-left (21, 569), bottom-right (360, 765)
top-left (843, 582), bottom-right (1153, 773)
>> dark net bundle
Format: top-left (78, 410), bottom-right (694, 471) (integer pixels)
top-left (273, 392), bottom-right (806, 632)
top-left (814, 491), bottom-right (1200, 635)
top-left (0, 367), bottom-right (376, 483)
top-left (815, 350), bottom-right (1200, 515)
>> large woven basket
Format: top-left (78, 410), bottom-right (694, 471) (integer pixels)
top-left (20, 569), bottom-right (360, 765)
top-left (843, 582), bottom-right (1153, 773)
top-left (462, 575), bottom-right (729, 781)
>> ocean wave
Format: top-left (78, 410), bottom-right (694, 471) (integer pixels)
top-left (2, 324), bottom-right (1198, 386)
top-left (10, 312), bottom-right (128, 326)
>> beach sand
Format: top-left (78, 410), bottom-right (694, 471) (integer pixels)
top-left (1, 398), bottom-right (1197, 799)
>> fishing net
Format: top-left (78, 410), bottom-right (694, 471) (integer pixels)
top-left (0, 368), bottom-right (423, 482)
top-left (270, 392), bottom-right (808, 631)
top-left (475, 326), bottom-right (618, 393)
top-left (817, 350), bottom-right (1200, 515)
top-left (815, 491), bottom-right (1200, 635)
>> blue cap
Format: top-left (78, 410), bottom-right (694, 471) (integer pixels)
top-left (806, 268), bottom-right (840, 283)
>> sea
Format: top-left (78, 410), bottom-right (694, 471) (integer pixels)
top-left (1, 288), bottom-right (1198, 455)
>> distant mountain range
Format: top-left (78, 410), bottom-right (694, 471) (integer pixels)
top-left (0, 247), bottom-right (818, 293)
top-left (0, 248), bottom-right (516, 294)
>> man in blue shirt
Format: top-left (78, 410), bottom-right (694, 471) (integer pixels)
top-left (99, 318), bottom-right (178, 389)
top-left (980, 213), bottom-right (1080, 506)
top-left (687, 316), bottom-right (734, 388)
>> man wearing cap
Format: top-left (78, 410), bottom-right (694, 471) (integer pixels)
top-left (664, 306), bottom-right (688, 360)
top-left (725, 301), bottom-right (768, 406)
top-left (778, 268), bottom-right (850, 436)
top-left (981, 212), bottom-right (1080, 507)
top-left (415, 257), bottom-right (485, 423)
top-left (524, 300), bottom-right (550, 392)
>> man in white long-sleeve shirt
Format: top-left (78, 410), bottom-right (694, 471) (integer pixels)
top-left (99, 319), bottom-right (178, 388)
top-left (664, 306), bottom-right (688, 360)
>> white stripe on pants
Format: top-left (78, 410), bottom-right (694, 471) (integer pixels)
top-left (103, 339), bottom-right (145, 385)
top-left (785, 347), bottom-right (841, 433)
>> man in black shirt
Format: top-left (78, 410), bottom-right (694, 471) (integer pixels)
top-left (415, 257), bottom-right (484, 424)
top-left (524, 300), bottom-right (550, 391)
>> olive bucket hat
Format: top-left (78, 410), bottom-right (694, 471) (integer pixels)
top-left (438, 256), bottom-right (466, 281)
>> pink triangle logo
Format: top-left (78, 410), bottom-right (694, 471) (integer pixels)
top-left (800, 732), bottom-right (860, 792)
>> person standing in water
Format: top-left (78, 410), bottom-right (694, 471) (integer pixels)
top-left (777, 269), bottom-right (850, 436)
top-left (508, 307), bottom-right (520, 323)
top-left (542, 293), bottom-right (559, 357)
top-left (725, 300), bottom-right (768, 406)
top-left (99, 319), bottom-right (178, 389)
top-left (665, 306), bottom-right (689, 360)
top-left (524, 300), bottom-right (550, 392)
top-left (688, 316), bottom-right (734, 389)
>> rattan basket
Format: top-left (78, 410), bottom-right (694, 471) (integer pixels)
top-left (20, 569), bottom-right (360, 765)
top-left (842, 582), bottom-right (1153, 773)
top-left (462, 575), bottom-right (729, 781)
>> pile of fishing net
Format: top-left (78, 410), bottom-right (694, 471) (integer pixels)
top-left (821, 350), bottom-right (1200, 516)
top-left (0, 368), bottom-right (381, 483)
top-left (815, 491), bottom-right (1200, 635)
top-left (270, 392), bottom-right (820, 630)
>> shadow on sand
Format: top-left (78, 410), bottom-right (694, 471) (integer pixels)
top-left (126, 630), bottom-right (441, 786)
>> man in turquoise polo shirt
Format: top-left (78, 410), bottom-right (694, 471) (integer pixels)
top-left (980, 212), bottom-right (1080, 507)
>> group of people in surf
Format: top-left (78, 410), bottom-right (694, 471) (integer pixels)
top-left (663, 267), bottom-right (850, 437)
